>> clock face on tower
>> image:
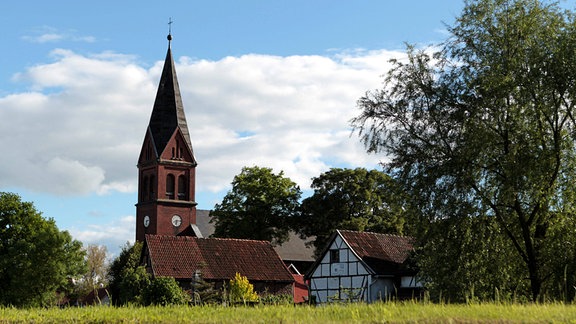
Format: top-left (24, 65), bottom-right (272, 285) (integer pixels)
top-left (143, 215), bottom-right (150, 228)
top-left (171, 215), bottom-right (182, 227)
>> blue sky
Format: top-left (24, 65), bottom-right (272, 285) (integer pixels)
top-left (3, 0), bottom-right (569, 257)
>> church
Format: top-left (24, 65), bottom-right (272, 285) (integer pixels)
top-left (133, 33), bottom-right (302, 299)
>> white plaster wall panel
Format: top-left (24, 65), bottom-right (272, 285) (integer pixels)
top-left (328, 289), bottom-right (339, 299)
top-left (313, 277), bottom-right (327, 289)
top-left (341, 248), bottom-right (348, 262)
top-left (341, 276), bottom-right (352, 288)
top-left (342, 263), bottom-right (349, 276)
top-left (320, 253), bottom-right (329, 264)
top-left (334, 236), bottom-right (343, 248)
top-left (316, 290), bottom-right (327, 303)
top-left (358, 265), bottom-right (369, 275)
top-left (328, 277), bottom-right (339, 289)
top-left (321, 263), bottom-right (330, 276)
top-left (312, 266), bottom-right (322, 277)
top-left (348, 262), bottom-right (357, 275)
top-left (330, 263), bottom-right (346, 276)
top-left (347, 251), bottom-right (360, 262)
top-left (352, 276), bottom-right (366, 287)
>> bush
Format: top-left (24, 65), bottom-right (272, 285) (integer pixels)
top-left (190, 277), bottom-right (221, 305)
top-left (118, 266), bottom-right (150, 305)
top-left (259, 293), bottom-right (293, 305)
top-left (108, 242), bottom-right (144, 305)
top-left (229, 273), bottom-right (259, 304)
top-left (143, 277), bottom-right (189, 306)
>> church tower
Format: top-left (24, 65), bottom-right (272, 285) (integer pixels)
top-left (136, 33), bottom-right (197, 242)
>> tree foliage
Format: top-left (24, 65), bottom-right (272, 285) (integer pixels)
top-left (228, 272), bottom-right (259, 304)
top-left (417, 216), bottom-right (528, 302)
top-left (75, 244), bottom-right (109, 300)
top-left (0, 192), bottom-right (86, 307)
top-left (211, 166), bottom-right (301, 246)
top-left (190, 276), bottom-right (221, 305)
top-left (352, 0), bottom-right (576, 301)
top-left (295, 168), bottom-right (409, 254)
top-left (108, 241), bottom-right (150, 305)
top-left (143, 277), bottom-right (189, 306)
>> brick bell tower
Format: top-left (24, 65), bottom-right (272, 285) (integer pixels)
top-left (136, 33), bottom-right (197, 242)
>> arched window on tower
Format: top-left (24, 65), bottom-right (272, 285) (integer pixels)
top-left (149, 175), bottom-right (155, 200)
top-left (142, 176), bottom-right (149, 201)
top-left (178, 175), bottom-right (187, 200)
top-left (166, 174), bottom-right (175, 199)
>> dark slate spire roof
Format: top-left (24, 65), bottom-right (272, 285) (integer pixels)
top-left (147, 38), bottom-right (194, 157)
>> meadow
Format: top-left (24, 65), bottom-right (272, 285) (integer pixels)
top-left (2, 302), bottom-right (576, 323)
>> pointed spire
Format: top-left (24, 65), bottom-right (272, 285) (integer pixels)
top-left (147, 34), bottom-right (194, 159)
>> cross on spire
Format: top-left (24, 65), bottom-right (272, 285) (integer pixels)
top-left (167, 17), bottom-right (173, 42)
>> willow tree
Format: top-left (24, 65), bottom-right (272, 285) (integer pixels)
top-left (352, 0), bottom-right (576, 301)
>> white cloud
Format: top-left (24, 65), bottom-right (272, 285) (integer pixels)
top-left (69, 215), bottom-right (135, 257)
top-left (21, 26), bottom-right (96, 44)
top-left (0, 49), bottom-right (152, 196)
top-left (44, 157), bottom-right (106, 195)
top-left (0, 48), bottom-right (403, 198)
top-left (25, 33), bottom-right (64, 43)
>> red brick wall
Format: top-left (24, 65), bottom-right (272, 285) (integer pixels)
top-left (136, 130), bottom-right (197, 242)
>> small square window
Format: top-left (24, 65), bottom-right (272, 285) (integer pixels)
top-left (330, 249), bottom-right (340, 263)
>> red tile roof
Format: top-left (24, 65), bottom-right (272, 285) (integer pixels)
top-left (339, 230), bottom-right (414, 264)
top-left (145, 234), bottom-right (294, 282)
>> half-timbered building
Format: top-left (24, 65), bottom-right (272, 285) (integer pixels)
top-left (306, 230), bottom-right (422, 303)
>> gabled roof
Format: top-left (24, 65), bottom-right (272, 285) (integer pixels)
top-left (144, 234), bottom-right (294, 282)
top-left (339, 230), bottom-right (414, 265)
top-left (147, 42), bottom-right (194, 159)
top-left (306, 230), bottom-right (415, 278)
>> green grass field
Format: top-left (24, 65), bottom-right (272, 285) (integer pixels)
top-left (2, 302), bottom-right (576, 323)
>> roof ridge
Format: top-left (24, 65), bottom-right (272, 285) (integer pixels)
top-left (338, 229), bottom-right (413, 239)
top-left (198, 236), bottom-right (271, 244)
top-left (147, 233), bottom-right (271, 244)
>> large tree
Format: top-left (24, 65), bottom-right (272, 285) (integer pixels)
top-left (0, 192), bottom-right (86, 307)
top-left (295, 168), bottom-right (408, 255)
top-left (352, 0), bottom-right (576, 301)
top-left (417, 216), bottom-right (528, 302)
top-left (211, 166), bottom-right (301, 246)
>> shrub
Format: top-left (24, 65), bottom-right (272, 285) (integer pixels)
top-left (229, 273), bottom-right (259, 304)
top-left (190, 277), bottom-right (221, 305)
top-left (143, 277), bottom-right (189, 306)
top-left (259, 293), bottom-right (293, 305)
